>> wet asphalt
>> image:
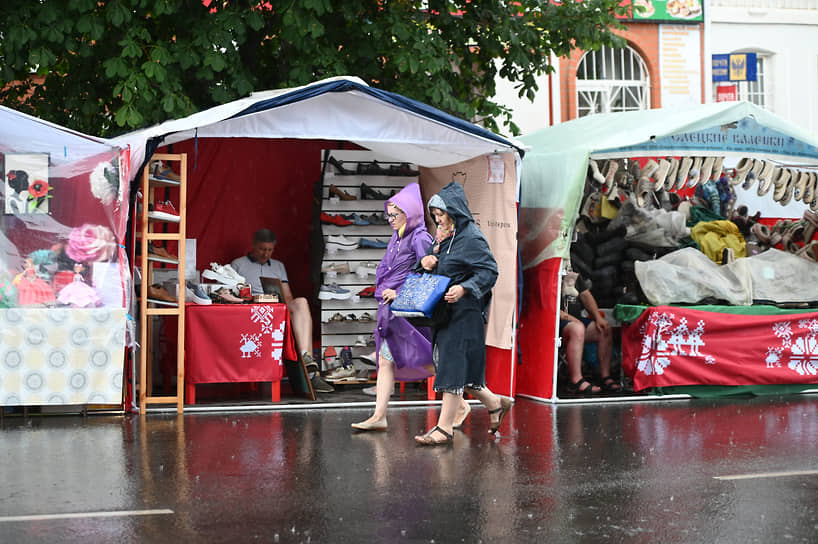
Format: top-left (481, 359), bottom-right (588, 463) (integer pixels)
top-left (1, 395), bottom-right (818, 543)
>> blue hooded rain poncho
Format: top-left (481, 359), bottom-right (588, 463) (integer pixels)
top-left (425, 181), bottom-right (498, 393)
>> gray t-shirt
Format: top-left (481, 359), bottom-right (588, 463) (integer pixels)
top-left (230, 254), bottom-right (289, 295)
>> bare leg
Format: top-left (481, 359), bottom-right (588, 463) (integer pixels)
top-left (585, 322), bottom-right (618, 390)
top-left (415, 391), bottom-right (460, 443)
top-left (356, 356), bottom-right (394, 426)
top-left (287, 297), bottom-right (313, 359)
top-left (563, 321), bottom-right (600, 394)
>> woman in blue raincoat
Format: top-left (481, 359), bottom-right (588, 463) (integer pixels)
top-left (414, 181), bottom-right (513, 446)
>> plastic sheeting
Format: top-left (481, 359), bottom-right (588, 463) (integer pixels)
top-left (634, 247), bottom-right (818, 306)
top-left (0, 106), bottom-right (130, 312)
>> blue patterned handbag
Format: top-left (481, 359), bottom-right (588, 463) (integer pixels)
top-left (391, 273), bottom-right (451, 319)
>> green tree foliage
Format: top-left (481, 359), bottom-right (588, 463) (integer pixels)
top-left (0, 0), bottom-right (626, 136)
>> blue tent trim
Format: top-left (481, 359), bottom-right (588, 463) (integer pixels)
top-left (231, 79), bottom-right (525, 157)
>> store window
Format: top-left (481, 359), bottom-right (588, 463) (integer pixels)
top-left (576, 46), bottom-right (650, 117)
top-left (739, 56), bottom-right (766, 107)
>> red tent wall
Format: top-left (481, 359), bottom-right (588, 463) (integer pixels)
top-left (148, 137), bottom-right (515, 395)
top-left (516, 257), bottom-right (561, 400)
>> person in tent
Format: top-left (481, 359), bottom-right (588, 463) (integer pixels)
top-left (559, 268), bottom-right (620, 396)
top-left (231, 228), bottom-right (334, 393)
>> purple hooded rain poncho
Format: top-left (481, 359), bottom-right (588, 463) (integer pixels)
top-left (374, 182), bottom-right (435, 381)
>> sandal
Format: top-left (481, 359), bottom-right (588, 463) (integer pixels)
top-left (414, 425), bottom-right (453, 446)
top-left (566, 377), bottom-right (601, 397)
top-left (600, 376), bottom-right (622, 393)
top-left (488, 396), bottom-right (513, 434)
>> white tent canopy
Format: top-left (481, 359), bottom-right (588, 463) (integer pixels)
top-left (115, 76), bottom-right (524, 180)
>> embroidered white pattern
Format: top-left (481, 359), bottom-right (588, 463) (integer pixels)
top-left (770, 319), bottom-right (818, 376)
top-left (635, 312), bottom-right (710, 376)
top-left (240, 333), bottom-right (262, 359)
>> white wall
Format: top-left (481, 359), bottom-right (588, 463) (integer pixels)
top-left (710, 0), bottom-right (818, 136)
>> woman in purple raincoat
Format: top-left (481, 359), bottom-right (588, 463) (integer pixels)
top-left (351, 183), bottom-right (469, 431)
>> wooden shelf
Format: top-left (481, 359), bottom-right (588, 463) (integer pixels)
top-left (139, 153), bottom-right (187, 414)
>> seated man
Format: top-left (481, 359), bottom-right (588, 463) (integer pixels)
top-left (560, 271), bottom-right (620, 395)
top-left (231, 228), bottom-right (333, 393)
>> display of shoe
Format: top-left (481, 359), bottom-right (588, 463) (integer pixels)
top-left (388, 163), bottom-right (419, 177)
top-left (327, 156), bottom-right (356, 175)
top-left (340, 346), bottom-right (353, 367)
top-left (297, 352), bottom-right (316, 373)
top-left (341, 213), bottom-right (370, 226)
top-left (366, 213), bottom-right (389, 225)
top-left (358, 352), bottom-right (377, 366)
top-left (202, 269), bottom-right (237, 286)
top-left (357, 286), bottom-right (375, 297)
top-left (149, 161), bottom-right (182, 183)
top-left (359, 238), bottom-right (388, 249)
top-left (147, 283), bottom-right (176, 303)
top-left (322, 346), bottom-right (338, 369)
top-left (148, 200), bottom-right (180, 222)
top-left (325, 234), bottom-right (359, 251)
top-left (311, 373), bottom-right (335, 393)
top-left (328, 312), bottom-right (346, 322)
top-left (354, 335), bottom-right (369, 347)
top-left (329, 184), bottom-right (357, 201)
top-left (325, 364), bottom-right (357, 382)
top-left (360, 182), bottom-right (390, 200)
top-left (358, 312), bottom-right (374, 322)
top-left (318, 283), bottom-right (353, 300)
top-left (322, 262), bottom-right (351, 274)
top-left (356, 262), bottom-right (379, 275)
top-left (148, 243), bottom-right (178, 262)
top-left (214, 287), bottom-right (244, 303)
top-left (185, 281), bottom-right (212, 305)
top-left (321, 212), bottom-right (354, 226)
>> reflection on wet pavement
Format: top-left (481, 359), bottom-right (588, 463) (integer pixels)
top-left (1, 396), bottom-right (818, 542)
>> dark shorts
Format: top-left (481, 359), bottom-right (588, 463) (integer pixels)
top-left (559, 316), bottom-right (592, 335)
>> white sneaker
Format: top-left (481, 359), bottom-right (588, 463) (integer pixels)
top-left (202, 269), bottom-right (237, 286)
top-left (318, 283), bottom-right (352, 300)
top-left (185, 282), bottom-right (212, 305)
top-left (210, 262), bottom-right (245, 283)
top-left (324, 365), bottom-right (357, 382)
top-left (326, 234), bottom-right (359, 252)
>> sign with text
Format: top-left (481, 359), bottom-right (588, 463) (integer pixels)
top-left (659, 25), bottom-right (702, 108)
top-left (716, 84), bottom-right (738, 102)
top-left (712, 53), bottom-right (757, 82)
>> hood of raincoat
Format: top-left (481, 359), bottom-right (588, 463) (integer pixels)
top-left (386, 182), bottom-right (425, 236)
top-left (427, 181), bottom-right (474, 232)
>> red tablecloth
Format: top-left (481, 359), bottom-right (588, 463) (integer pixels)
top-left (185, 303), bottom-right (297, 385)
top-left (622, 306), bottom-right (818, 391)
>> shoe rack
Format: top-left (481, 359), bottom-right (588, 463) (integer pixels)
top-left (319, 149), bottom-right (418, 371)
top-left (138, 153), bottom-right (187, 414)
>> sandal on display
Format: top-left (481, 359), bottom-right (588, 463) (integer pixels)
top-left (566, 377), bottom-right (601, 397)
top-left (453, 401), bottom-right (472, 429)
top-left (414, 426), bottom-right (454, 446)
top-left (488, 396), bottom-right (513, 434)
top-left (600, 376), bottom-right (623, 393)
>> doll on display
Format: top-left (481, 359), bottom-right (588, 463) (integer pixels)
top-left (13, 256), bottom-right (57, 306)
top-left (57, 263), bottom-right (102, 308)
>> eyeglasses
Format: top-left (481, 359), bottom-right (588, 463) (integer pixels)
top-left (386, 212), bottom-right (402, 220)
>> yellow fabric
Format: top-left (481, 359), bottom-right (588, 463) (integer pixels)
top-left (600, 197), bottom-right (619, 220)
top-left (398, 224), bottom-right (405, 237)
top-left (690, 220), bottom-right (746, 264)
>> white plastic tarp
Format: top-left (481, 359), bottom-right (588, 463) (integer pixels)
top-left (115, 76), bottom-right (525, 181)
top-left (634, 247), bottom-right (818, 306)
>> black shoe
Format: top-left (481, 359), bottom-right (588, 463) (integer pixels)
top-left (311, 374), bottom-right (335, 393)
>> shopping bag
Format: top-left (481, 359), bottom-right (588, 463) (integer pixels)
top-left (391, 273), bottom-right (451, 319)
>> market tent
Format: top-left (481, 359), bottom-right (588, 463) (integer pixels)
top-left (0, 105), bottom-right (130, 407)
top-left (117, 76), bottom-right (523, 180)
top-left (515, 101), bottom-right (818, 402)
top-left (114, 76), bottom-right (524, 400)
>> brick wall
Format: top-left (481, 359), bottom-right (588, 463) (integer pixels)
top-left (559, 23), bottom-right (662, 122)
